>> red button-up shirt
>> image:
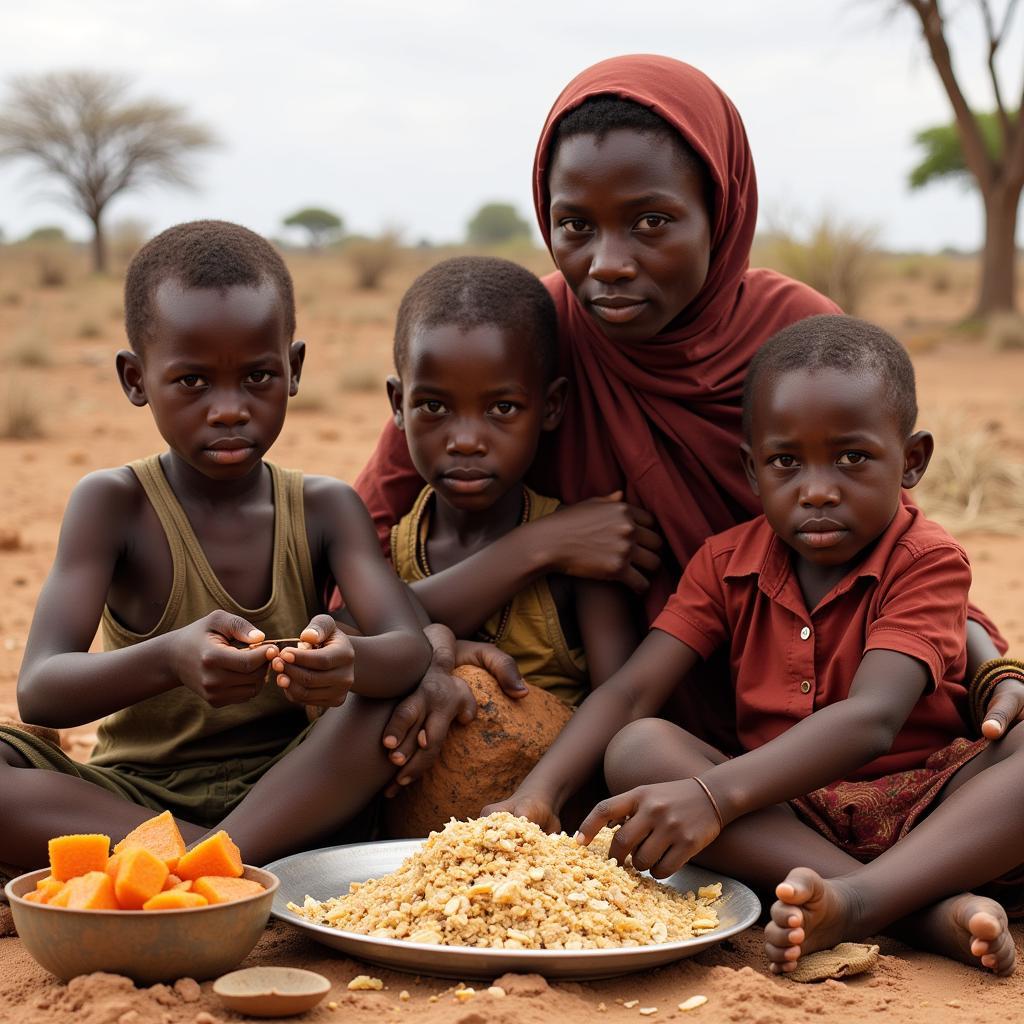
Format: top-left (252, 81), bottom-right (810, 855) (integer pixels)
top-left (653, 504), bottom-right (971, 779)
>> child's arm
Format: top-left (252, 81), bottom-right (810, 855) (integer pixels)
top-left (405, 493), bottom-right (662, 637)
top-left (269, 478), bottom-right (431, 707)
top-left (18, 471), bottom-right (272, 728)
top-left (578, 648), bottom-right (929, 877)
top-left (484, 629), bottom-right (701, 831)
top-left (575, 579), bottom-right (641, 687)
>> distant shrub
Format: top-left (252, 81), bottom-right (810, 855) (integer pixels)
top-left (337, 363), bottom-right (382, 393)
top-left (758, 213), bottom-right (878, 314)
top-left (36, 250), bottom-right (69, 288)
top-left (345, 232), bottom-right (401, 290)
top-left (8, 330), bottom-right (51, 367)
top-left (78, 320), bottom-right (103, 339)
top-left (1, 382), bottom-right (45, 439)
top-left (985, 312), bottom-right (1024, 350)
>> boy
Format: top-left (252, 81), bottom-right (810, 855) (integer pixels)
top-left (382, 256), bottom-right (637, 818)
top-left (490, 315), bottom-right (1024, 976)
top-left (0, 220), bottom-right (433, 873)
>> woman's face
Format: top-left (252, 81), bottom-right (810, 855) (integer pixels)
top-left (548, 128), bottom-right (712, 344)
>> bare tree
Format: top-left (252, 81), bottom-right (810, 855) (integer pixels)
top-left (899, 1), bottom-right (1024, 316)
top-left (0, 71), bottom-right (216, 273)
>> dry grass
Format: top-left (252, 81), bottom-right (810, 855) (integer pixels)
top-left (754, 213), bottom-right (879, 314)
top-left (917, 416), bottom-right (1024, 535)
top-left (985, 313), bottom-right (1024, 351)
top-left (7, 330), bottom-right (51, 368)
top-left (1, 380), bottom-right (45, 439)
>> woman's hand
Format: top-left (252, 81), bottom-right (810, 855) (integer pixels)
top-left (981, 677), bottom-right (1024, 739)
top-left (482, 789), bottom-right (561, 834)
top-left (575, 780), bottom-right (722, 879)
top-left (541, 491), bottom-right (662, 592)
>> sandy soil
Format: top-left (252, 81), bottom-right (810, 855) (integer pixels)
top-left (1, 248), bottom-right (1023, 1021)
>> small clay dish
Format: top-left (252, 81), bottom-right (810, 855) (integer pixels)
top-left (213, 966), bottom-right (331, 1017)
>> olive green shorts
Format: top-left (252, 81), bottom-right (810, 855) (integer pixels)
top-left (0, 720), bottom-right (313, 830)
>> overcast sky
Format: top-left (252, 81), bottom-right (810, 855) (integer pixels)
top-left (1, 1), bottom-right (1020, 252)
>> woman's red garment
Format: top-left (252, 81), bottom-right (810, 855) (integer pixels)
top-left (355, 54), bottom-right (837, 615)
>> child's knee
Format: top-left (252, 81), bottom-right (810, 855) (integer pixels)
top-left (0, 740), bottom-right (31, 770)
top-left (605, 718), bottom-right (674, 787)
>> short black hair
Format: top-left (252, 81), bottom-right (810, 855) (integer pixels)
top-left (124, 220), bottom-right (296, 352)
top-left (743, 314), bottom-right (918, 441)
top-left (550, 96), bottom-right (712, 211)
top-left (394, 256), bottom-right (558, 383)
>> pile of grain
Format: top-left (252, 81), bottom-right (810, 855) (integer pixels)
top-left (288, 812), bottom-right (721, 950)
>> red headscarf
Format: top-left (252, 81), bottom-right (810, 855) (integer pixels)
top-left (354, 54), bottom-right (838, 617)
top-left (527, 55), bottom-right (838, 613)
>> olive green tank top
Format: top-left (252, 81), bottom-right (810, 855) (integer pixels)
top-left (90, 455), bottom-right (318, 770)
top-left (391, 485), bottom-right (587, 707)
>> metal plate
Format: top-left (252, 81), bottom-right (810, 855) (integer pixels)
top-left (266, 840), bottom-right (760, 980)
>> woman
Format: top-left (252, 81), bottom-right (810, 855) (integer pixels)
top-left (358, 54), bottom-right (1016, 761)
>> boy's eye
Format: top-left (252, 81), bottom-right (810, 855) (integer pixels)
top-left (837, 451), bottom-right (868, 466)
top-left (768, 454), bottom-right (798, 468)
top-left (419, 400), bottom-right (447, 414)
top-left (178, 374), bottom-right (206, 389)
top-left (491, 401), bottom-right (518, 416)
top-left (635, 214), bottom-right (669, 232)
top-left (246, 370), bottom-right (273, 384)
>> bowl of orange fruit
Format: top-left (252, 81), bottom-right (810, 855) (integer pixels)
top-left (4, 812), bottom-right (278, 983)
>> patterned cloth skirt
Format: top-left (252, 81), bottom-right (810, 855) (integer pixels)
top-left (791, 736), bottom-right (1024, 916)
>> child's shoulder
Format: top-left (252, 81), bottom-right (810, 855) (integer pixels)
top-left (65, 464), bottom-right (151, 520)
top-left (892, 504), bottom-right (968, 563)
top-left (694, 514), bottom-right (776, 574)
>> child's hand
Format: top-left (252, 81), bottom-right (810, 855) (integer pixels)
top-left (543, 491), bottom-right (662, 593)
top-left (574, 780), bottom-right (722, 879)
top-left (482, 790), bottom-right (561, 834)
top-left (174, 610), bottom-right (273, 707)
top-left (269, 614), bottom-right (355, 708)
top-left (982, 677), bottom-right (1024, 739)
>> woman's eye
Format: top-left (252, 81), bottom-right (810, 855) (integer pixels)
top-left (838, 451), bottom-right (867, 466)
top-left (636, 214), bottom-right (668, 231)
top-left (179, 375), bottom-right (205, 389)
top-left (769, 455), bottom-right (798, 468)
top-left (560, 218), bottom-right (589, 235)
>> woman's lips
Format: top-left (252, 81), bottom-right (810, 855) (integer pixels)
top-left (589, 298), bottom-right (648, 325)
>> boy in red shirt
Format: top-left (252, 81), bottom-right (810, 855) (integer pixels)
top-left (489, 315), bottom-right (1024, 976)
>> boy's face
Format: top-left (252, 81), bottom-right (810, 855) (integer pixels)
top-left (388, 323), bottom-right (566, 513)
top-left (742, 366), bottom-right (933, 569)
top-left (117, 279), bottom-right (304, 480)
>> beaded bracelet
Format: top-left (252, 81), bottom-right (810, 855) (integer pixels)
top-left (968, 657), bottom-right (1024, 735)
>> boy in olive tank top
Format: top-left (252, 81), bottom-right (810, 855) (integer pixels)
top-left (0, 221), bottom-right (443, 872)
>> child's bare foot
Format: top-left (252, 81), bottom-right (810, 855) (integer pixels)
top-left (764, 867), bottom-right (863, 974)
top-left (765, 868), bottom-right (1016, 977)
top-left (902, 893), bottom-right (1016, 977)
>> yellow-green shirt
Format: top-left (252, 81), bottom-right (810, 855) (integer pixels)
top-left (91, 455), bottom-right (318, 770)
top-left (391, 485), bottom-right (587, 707)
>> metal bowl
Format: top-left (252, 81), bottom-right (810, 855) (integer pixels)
top-left (267, 840), bottom-right (760, 980)
top-left (5, 865), bottom-right (278, 984)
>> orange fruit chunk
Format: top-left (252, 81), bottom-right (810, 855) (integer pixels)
top-left (113, 847), bottom-right (169, 909)
top-left (142, 890), bottom-right (209, 910)
top-left (161, 873), bottom-right (183, 891)
top-left (114, 811), bottom-right (186, 872)
top-left (172, 879), bottom-right (193, 892)
top-left (32, 877), bottom-right (65, 904)
top-left (175, 831), bottom-right (243, 881)
top-left (63, 871), bottom-right (120, 910)
top-left (48, 834), bottom-right (110, 882)
top-left (48, 883), bottom-right (72, 907)
top-left (105, 853), bottom-right (122, 881)
top-left (191, 876), bottom-right (265, 904)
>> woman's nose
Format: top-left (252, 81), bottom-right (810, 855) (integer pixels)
top-left (588, 233), bottom-right (637, 283)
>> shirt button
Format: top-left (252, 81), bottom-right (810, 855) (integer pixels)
top-left (800, 626), bottom-right (811, 640)
top-left (800, 680), bottom-right (812, 694)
